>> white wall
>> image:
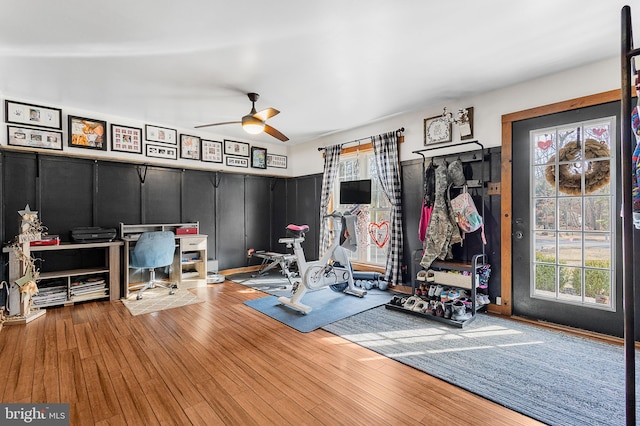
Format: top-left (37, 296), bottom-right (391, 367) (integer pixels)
top-left (290, 56), bottom-right (621, 176)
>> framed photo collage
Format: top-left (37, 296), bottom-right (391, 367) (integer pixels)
top-left (3, 99), bottom-right (288, 170)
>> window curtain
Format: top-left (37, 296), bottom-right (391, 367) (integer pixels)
top-left (372, 131), bottom-right (404, 286)
top-left (319, 144), bottom-right (342, 255)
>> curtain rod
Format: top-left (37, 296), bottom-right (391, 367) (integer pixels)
top-left (317, 127), bottom-right (404, 151)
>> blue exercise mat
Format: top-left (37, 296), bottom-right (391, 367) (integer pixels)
top-left (244, 288), bottom-right (391, 333)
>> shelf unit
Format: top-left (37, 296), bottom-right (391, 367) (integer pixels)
top-left (386, 140), bottom-right (490, 327)
top-left (386, 253), bottom-right (487, 328)
top-left (120, 222), bottom-right (207, 298)
top-left (4, 241), bottom-right (123, 308)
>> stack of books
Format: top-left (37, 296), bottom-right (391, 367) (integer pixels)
top-left (32, 280), bottom-right (68, 306)
top-left (70, 276), bottom-right (108, 302)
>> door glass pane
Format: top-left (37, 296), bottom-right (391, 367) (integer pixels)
top-left (534, 165), bottom-right (555, 197)
top-left (534, 263), bottom-right (556, 297)
top-left (559, 266), bottom-right (582, 301)
top-left (534, 231), bottom-right (555, 263)
top-left (557, 197), bottom-right (582, 231)
top-left (534, 198), bottom-right (555, 230)
top-left (558, 232), bottom-right (582, 267)
top-left (533, 131), bottom-right (556, 165)
top-left (584, 196), bottom-right (610, 231)
top-left (584, 233), bottom-right (611, 269)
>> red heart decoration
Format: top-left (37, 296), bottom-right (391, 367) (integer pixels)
top-left (537, 139), bottom-right (552, 150)
top-left (593, 128), bottom-right (606, 137)
top-left (368, 221), bottom-right (390, 248)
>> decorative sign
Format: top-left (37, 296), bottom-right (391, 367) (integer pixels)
top-left (368, 221), bottom-right (390, 248)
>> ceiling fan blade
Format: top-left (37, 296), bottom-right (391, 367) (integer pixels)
top-left (253, 108), bottom-right (280, 121)
top-left (194, 121), bottom-right (240, 129)
top-left (264, 124), bottom-right (289, 142)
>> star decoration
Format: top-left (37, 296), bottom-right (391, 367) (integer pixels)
top-left (18, 204), bottom-right (37, 217)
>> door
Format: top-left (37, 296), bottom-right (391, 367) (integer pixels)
top-left (512, 101), bottom-right (624, 337)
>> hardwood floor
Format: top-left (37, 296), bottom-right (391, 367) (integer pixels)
top-left (0, 280), bottom-right (543, 425)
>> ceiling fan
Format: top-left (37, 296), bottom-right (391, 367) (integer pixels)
top-left (195, 92), bottom-right (289, 142)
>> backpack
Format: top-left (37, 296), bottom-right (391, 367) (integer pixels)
top-left (449, 186), bottom-right (486, 244)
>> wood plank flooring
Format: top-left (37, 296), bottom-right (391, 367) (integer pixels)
top-left (0, 280), bottom-right (543, 425)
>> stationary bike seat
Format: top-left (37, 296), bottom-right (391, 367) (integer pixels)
top-left (286, 224), bottom-right (309, 237)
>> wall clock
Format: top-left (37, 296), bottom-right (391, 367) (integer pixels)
top-left (424, 115), bottom-right (452, 145)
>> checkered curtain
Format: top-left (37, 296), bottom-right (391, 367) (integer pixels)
top-left (319, 144), bottom-right (342, 255)
top-left (372, 131), bottom-right (404, 286)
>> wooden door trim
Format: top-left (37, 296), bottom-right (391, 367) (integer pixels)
top-left (499, 88), bottom-right (622, 316)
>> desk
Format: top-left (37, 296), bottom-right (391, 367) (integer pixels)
top-left (120, 223), bottom-right (208, 298)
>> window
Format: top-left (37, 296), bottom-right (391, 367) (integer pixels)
top-left (332, 150), bottom-right (391, 265)
top-left (530, 117), bottom-right (615, 310)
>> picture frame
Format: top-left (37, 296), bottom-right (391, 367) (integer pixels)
top-left (251, 146), bottom-right (267, 169)
top-left (146, 143), bottom-right (177, 160)
top-left (201, 139), bottom-right (223, 163)
top-left (224, 139), bottom-right (250, 157)
top-left (111, 124), bottom-right (142, 154)
top-left (266, 153), bottom-right (287, 169)
top-left (459, 106), bottom-right (474, 140)
top-left (5, 100), bottom-right (62, 130)
top-left (180, 134), bottom-right (201, 160)
top-left (226, 156), bottom-right (249, 168)
top-left (68, 115), bottom-right (107, 150)
top-left (7, 125), bottom-right (63, 150)
top-left (145, 124), bottom-right (177, 145)
top-left (424, 114), bottom-right (452, 145)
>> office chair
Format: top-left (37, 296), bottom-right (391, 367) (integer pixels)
top-left (130, 231), bottom-right (177, 300)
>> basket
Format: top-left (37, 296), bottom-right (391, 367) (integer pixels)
top-left (431, 270), bottom-right (473, 289)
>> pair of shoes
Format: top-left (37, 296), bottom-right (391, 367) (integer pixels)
top-left (417, 270), bottom-right (428, 281)
top-left (390, 295), bottom-right (404, 306)
top-left (434, 301), bottom-right (445, 317)
top-left (403, 296), bottom-right (421, 310)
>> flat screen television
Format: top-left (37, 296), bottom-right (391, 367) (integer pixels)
top-left (339, 179), bottom-right (372, 204)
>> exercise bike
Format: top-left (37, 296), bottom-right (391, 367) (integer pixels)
top-left (277, 211), bottom-right (367, 314)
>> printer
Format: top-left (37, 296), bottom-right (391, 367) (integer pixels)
top-left (71, 227), bottom-right (117, 243)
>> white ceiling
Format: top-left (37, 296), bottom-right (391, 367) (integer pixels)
top-left (0, 0), bottom-right (635, 146)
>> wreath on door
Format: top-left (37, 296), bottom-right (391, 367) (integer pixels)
top-left (544, 138), bottom-right (610, 196)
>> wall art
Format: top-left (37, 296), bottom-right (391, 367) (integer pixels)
top-left (224, 139), bottom-right (250, 157)
top-left (180, 134), bottom-right (201, 160)
top-left (68, 115), bottom-right (107, 150)
top-left (226, 156), bottom-right (248, 168)
top-left (7, 125), bottom-right (63, 150)
top-left (201, 139), bottom-right (223, 163)
top-left (424, 114), bottom-right (452, 145)
top-left (266, 153), bottom-right (287, 169)
top-left (251, 146), bottom-right (267, 169)
top-left (111, 124), bottom-right (142, 153)
top-left (145, 124), bottom-right (177, 145)
top-left (5, 100), bottom-right (62, 129)
top-left (146, 143), bottom-right (177, 160)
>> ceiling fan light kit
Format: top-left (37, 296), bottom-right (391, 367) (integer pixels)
top-left (195, 92), bottom-right (289, 142)
top-left (242, 115), bottom-right (265, 134)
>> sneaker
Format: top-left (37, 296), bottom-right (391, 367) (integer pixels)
top-left (435, 302), bottom-right (445, 317)
top-left (444, 301), bottom-right (453, 319)
top-left (475, 294), bottom-right (485, 306)
top-left (426, 270), bottom-right (435, 282)
top-left (416, 270), bottom-right (427, 281)
top-left (428, 285), bottom-right (436, 297)
top-left (434, 285), bottom-right (443, 297)
top-left (451, 300), bottom-right (466, 316)
top-left (403, 296), bottom-right (420, 310)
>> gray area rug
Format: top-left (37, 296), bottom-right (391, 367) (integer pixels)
top-left (323, 306), bottom-right (640, 426)
top-left (227, 271), bottom-right (293, 297)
